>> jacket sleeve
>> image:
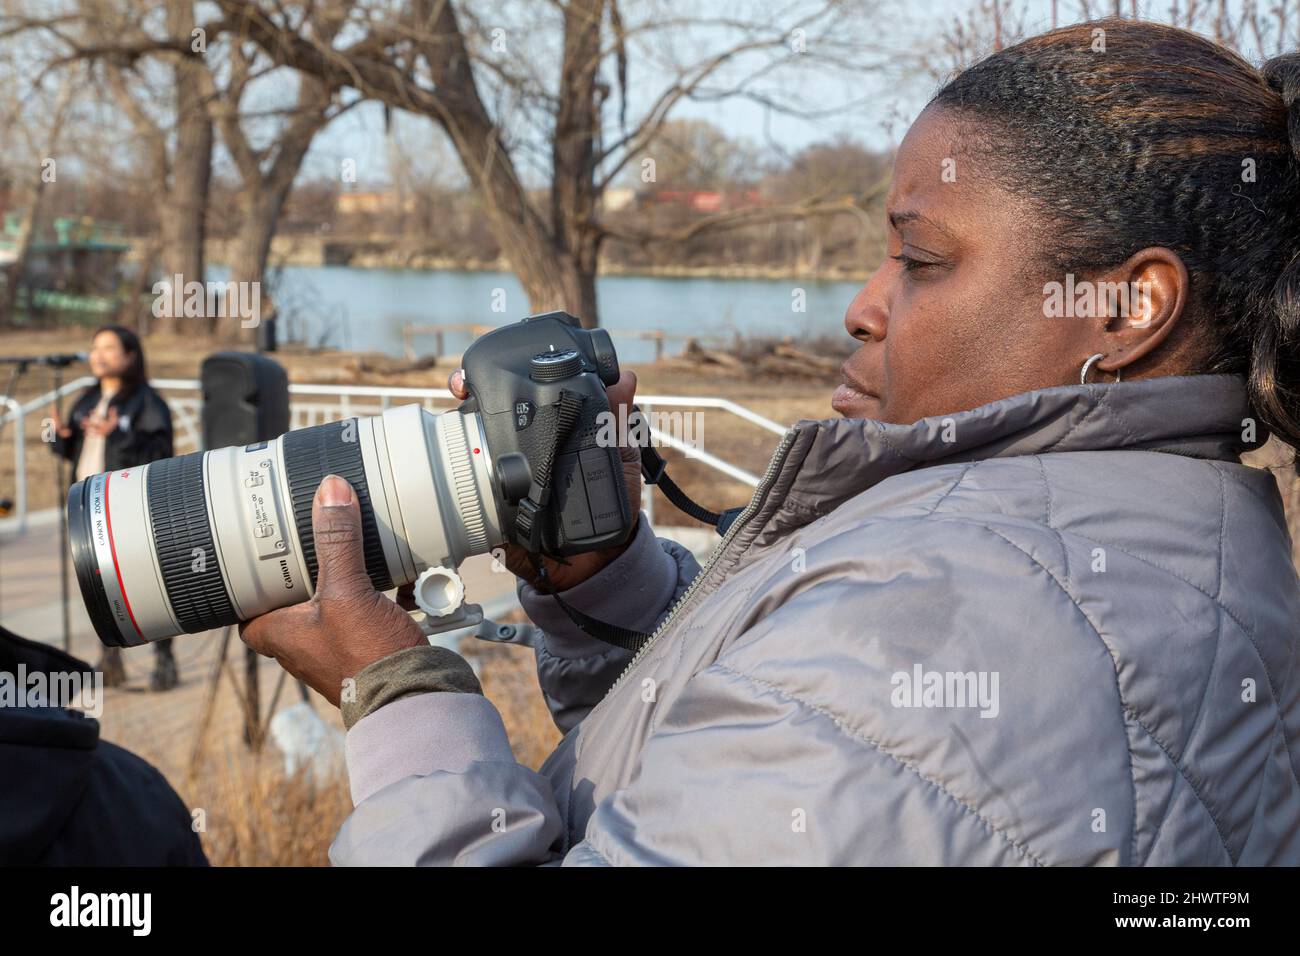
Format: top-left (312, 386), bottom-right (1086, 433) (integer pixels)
top-left (49, 391), bottom-right (88, 463)
top-left (330, 692), bottom-right (566, 865)
top-left (49, 429), bottom-right (77, 463)
top-left (329, 519), bottom-right (701, 866)
top-left (518, 515), bottom-right (701, 732)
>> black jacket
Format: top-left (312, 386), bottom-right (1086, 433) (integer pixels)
top-left (51, 382), bottom-right (174, 474)
top-left (0, 626), bottom-right (208, 865)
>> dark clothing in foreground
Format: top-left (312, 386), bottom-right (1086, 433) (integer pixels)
top-left (0, 625), bottom-right (207, 865)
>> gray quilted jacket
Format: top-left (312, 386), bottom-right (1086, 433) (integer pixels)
top-left (331, 373), bottom-right (1300, 865)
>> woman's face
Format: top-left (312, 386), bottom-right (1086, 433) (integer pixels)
top-left (835, 106), bottom-right (1100, 424)
top-left (89, 331), bottom-right (132, 381)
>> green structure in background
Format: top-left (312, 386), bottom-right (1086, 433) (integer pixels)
top-left (0, 214), bottom-right (132, 319)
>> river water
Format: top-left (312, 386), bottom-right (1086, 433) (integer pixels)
top-left (269, 265), bottom-right (864, 364)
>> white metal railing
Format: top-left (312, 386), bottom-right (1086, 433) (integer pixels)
top-left (1, 376), bottom-right (787, 532)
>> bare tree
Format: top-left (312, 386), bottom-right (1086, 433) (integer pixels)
top-left (205, 0), bottom-right (896, 326)
top-left (939, 0), bottom-right (1300, 75)
top-left (3, 0), bottom-right (348, 336)
top-left (44, 0), bottom-right (218, 332)
top-left (0, 64), bottom-right (79, 325)
top-left (199, 9), bottom-right (352, 339)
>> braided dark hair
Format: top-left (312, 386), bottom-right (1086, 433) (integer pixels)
top-left (931, 18), bottom-right (1300, 448)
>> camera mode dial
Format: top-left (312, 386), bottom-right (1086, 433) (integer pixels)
top-left (529, 348), bottom-right (583, 382)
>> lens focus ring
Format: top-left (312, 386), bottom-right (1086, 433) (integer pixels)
top-left (147, 452), bottom-right (239, 633)
top-left (441, 414), bottom-right (489, 554)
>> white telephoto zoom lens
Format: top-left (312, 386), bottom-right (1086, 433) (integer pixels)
top-left (67, 406), bottom-right (504, 647)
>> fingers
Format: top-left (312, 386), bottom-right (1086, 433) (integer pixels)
top-left (310, 475), bottom-right (372, 598)
top-left (609, 370), bottom-right (645, 454)
top-left (606, 369), bottom-right (638, 413)
top-left (448, 368), bottom-right (468, 399)
top-left (239, 603), bottom-right (311, 660)
top-left (239, 608), bottom-right (339, 705)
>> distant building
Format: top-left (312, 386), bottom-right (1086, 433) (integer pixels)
top-left (602, 187), bottom-right (636, 212)
top-left (636, 188), bottom-right (765, 214)
top-left (0, 213), bottom-right (129, 295)
top-left (336, 190), bottom-right (417, 217)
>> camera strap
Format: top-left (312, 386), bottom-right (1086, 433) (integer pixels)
top-left (637, 440), bottom-right (748, 535)
top-left (513, 389), bottom-right (587, 553)
top-left (528, 554), bottom-right (651, 653)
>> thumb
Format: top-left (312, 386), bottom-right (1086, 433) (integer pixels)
top-left (310, 475), bottom-right (371, 598)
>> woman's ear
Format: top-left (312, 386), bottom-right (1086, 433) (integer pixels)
top-left (1093, 247), bottom-right (1189, 375)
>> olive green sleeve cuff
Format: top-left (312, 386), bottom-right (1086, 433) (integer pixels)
top-left (341, 644), bottom-right (483, 730)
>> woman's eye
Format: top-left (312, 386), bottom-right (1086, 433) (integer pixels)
top-left (890, 253), bottom-right (938, 274)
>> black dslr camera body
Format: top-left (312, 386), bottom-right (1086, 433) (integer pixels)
top-left (460, 310), bottom-right (634, 557)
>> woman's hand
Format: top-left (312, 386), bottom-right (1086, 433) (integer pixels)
top-left (82, 407), bottom-right (119, 438)
top-left (240, 475), bottom-right (424, 706)
top-left (448, 367), bottom-right (643, 591)
top-left (48, 404), bottom-right (72, 439)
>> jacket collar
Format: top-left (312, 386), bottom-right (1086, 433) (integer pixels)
top-left (764, 374), bottom-right (1254, 533)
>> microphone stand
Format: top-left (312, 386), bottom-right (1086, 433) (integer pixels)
top-left (52, 360), bottom-right (70, 651)
top-left (0, 359), bottom-right (30, 626)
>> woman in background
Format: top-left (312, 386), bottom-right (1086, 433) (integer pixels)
top-left (51, 325), bottom-right (178, 691)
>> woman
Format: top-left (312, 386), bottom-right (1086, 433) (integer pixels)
top-left (243, 19), bottom-right (1300, 865)
top-left (52, 326), bottom-right (179, 691)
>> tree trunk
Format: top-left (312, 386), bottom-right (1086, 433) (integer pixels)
top-left (158, 0), bottom-right (212, 335)
top-left (221, 0), bottom-right (606, 324)
top-left (549, 0), bottom-right (606, 327)
top-left (209, 55), bottom-right (335, 346)
top-left (117, 239), bottom-right (161, 330)
top-left (556, 241), bottom-right (601, 329)
top-left (428, 86), bottom-right (573, 318)
top-left (227, 192), bottom-right (283, 343)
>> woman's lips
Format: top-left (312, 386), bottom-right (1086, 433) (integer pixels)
top-left (832, 381), bottom-right (877, 416)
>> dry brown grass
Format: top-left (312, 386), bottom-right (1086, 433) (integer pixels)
top-left (159, 624), bottom-right (562, 866)
top-left (178, 746), bottom-right (353, 867)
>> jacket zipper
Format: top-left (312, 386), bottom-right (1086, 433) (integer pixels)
top-left (599, 427), bottom-right (802, 704)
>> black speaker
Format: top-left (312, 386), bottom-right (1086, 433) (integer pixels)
top-left (200, 352), bottom-right (291, 450)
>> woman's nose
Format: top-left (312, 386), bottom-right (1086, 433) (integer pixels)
top-left (843, 282), bottom-right (887, 343)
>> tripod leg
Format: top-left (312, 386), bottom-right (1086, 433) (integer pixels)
top-left (187, 627), bottom-right (232, 780)
top-left (244, 645), bottom-right (261, 752)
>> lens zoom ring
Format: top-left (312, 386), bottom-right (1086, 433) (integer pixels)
top-left (282, 420), bottom-right (393, 592)
top-left (147, 453), bottom-right (238, 633)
